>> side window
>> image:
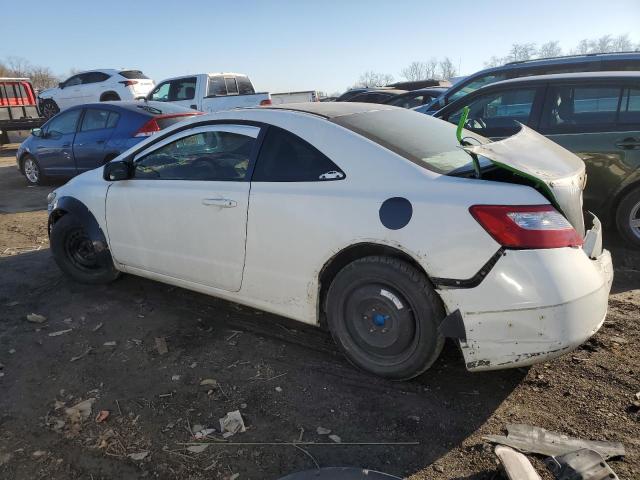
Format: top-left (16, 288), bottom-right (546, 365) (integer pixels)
top-left (82, 72), bottom-right (110, 84)
top-left (134, 128), bottom-right (257, 181)
top-left (80, 109), bottom-right (111, 131)
top-left (64, 75), bottom-right (82, 87)
top-left (171, 78), bottom-right (197, 100)
top-left (618, 88), bottom-right (640, 125)
top-left (540, 85), bottom-right (621, 132)
top-left (208, 76), bottom-right (227, 96)
top-left (225, 77), bottom-right (239, 95)
top-left (447, 88), bottom-right (537, 136)
top-left (252, 127), bottom-right (345, 182)
top-left (46, 109), bottom-right (82, 135)
top-left (388, 93), bottom-right (428, 109)
top-left (149, 82), bottom-right (170, 101)
top-left (106, 112), bottom-right (120, 129)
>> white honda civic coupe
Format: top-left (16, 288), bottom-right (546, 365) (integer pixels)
top-left (46, 103), bottom-right (613, 380)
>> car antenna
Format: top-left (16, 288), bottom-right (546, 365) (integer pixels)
top-left (456, 106), bottom-right (481, 179)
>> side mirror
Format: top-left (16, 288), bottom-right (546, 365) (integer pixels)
top-left (31, 128), bottom-right (43, 137)
top-left (103, 160), bottom-right (132, 181)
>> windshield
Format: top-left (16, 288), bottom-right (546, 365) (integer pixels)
top-left (447, 73), bottom-right (507, 103)
top-left (331, 109), bottom-right (488, 175)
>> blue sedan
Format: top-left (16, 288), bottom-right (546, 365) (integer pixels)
top-left (16, 101), bottom-right (200, 185)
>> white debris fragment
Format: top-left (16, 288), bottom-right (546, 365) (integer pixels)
top-left (171, 375), bottom-right (181, 381)
top-left (128, 451), bottom-right (149, 461)
top-left (26, 313), bottom-right (47, 323)
top-left (316, 427), bottom-right (331, 435)
top-left (194, 428), bottom-right (216, 439)
top-left (187, 444), bottom-right (209, 453)
top-left (32, 450), bottom-right (47, 458)
top-left (103, 341), bottom-right (117, 347)
top-left (328, 434), bottom-right (342, 443)
top-left (199, 378), bottom-right (217, 386)
top-left (275, 386), bottom-right (283, 392)
top-left (48, 329), bottom-right (72, 337)
top-left (65, 398), bottom-right (96, 421)
top-left (219, 410), bottom-right (246, 438)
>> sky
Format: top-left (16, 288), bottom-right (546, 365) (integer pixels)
top-left (3, 0), bottom-right (640, 94)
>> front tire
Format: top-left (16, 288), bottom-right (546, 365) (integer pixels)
top-left (616, 188), bottom-right (640, 249)
top-left (50, 214), bottom-right (120, 284)
top-left (325, 256), bottom-right (445, 380)
top-left (22, 155), bottom-right (46, 185)
top-left (40, 99), bottom-right (59, 119)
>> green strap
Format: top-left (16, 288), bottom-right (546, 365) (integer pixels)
top-left (456, 106), bottom-right (470, 144)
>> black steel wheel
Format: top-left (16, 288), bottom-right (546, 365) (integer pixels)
top-left (40, 99), bottom-right (59, 119)
top-left (326, 256), bottom-right (445, 380)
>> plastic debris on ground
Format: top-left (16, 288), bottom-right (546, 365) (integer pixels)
top-left (155, 337), bottom-right (168, 355)
top-left (26, 313), bottom-right (47, 324)
top-left (128, 451), bottom-right (149, 461)
top-left (219, 410), bottom-right (246, 438)
top-left (95, 410), bottom-right (110, 423)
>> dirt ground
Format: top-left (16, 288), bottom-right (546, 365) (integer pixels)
top-left (0, 144), bottom-right (638, 480)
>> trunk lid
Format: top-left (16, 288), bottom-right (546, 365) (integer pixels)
top-left (464, 125), bottom-right (586, 237)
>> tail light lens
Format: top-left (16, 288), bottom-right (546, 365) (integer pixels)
top-left (133, 113), bottom-right (200, 137)
top-left (119, 80), bottom-right (138, 87)
top-left (470, 204), bottom-right (583, 249)
top-left (260, 99), bottom-right (272, 106)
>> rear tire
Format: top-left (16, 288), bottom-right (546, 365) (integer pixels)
top-left (325, 256), bottom-right (445, 380)
top-left (40, 99), bottom-right (59, 119)
top-left (22, 155), bottom-right (46, 186)
top-left (616, 188), bottom-right (640, 249)
top-left (50, 214), bottom-right (120, 284)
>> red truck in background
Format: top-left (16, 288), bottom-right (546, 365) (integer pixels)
top-left (0, 78), bottom-right (45, 145)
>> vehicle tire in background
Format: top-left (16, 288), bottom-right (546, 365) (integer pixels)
top-left (40, 99), bottom-right (59, 119)
top-left (100, 93), bottom-right (120, 101)
top-left (21, 155), bottom-right (47, 186)
top-left (50, 214), bottom-right (120, 284)
top-left (325, 255), bottom-right (445, 380)
top-left (616, 188), bottom-right (640, 249)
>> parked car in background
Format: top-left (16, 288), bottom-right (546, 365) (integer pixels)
top-left (271, 91), bottom-right (319, 105)
top-left (47, 103), bottom-right (612, 379)
top-left (342, 89), bottom-right (408, 104)
top-left (434, 71), bottom-right (640, 247)
top-left (335, 88), bottom-right (371, 102)
top-left (16, 101), bottom-right (199, 185)
top-left (421, 52), bottom-right (640, 114)
top-left (0, 78), bottom-right (44, 145)
top-left (146, 73), bottom-right (271, 113)
top-left (383, 87), bottom-right (447, 109)
top-left (38, 69), bottom-right (154, 119)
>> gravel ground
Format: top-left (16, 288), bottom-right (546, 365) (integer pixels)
top-left (0, 144), bottom-right (638, 479)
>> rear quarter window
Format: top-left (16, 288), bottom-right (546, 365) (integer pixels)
top-left (120, 70), bottom-right (150, 79)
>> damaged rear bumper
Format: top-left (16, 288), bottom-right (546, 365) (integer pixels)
top-left (438, 221), bottom-right (613, 371)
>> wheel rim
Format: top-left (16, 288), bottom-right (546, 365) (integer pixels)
top-left (629, 201), bottom-right (640, 240)
top-left (42, 102), bottom-right (56, 118)
top-left (343, 282), bottom-right (419, 365)
top-left (24, 158), bottom-right (39, 183)
top-left (64, 228), bottom-right (100, 271)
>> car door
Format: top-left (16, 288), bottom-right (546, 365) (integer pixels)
top-left (73, 108), bottom-right (119, 172)
top-left (105, 123), bottom-right (260, 291)
top-left (441, 85), bottom-right (544, 139)
top-left (538, 83), bottom-right (640, 214)
top-left (57, 75), bottom-right (83, 109)
top-left (36, 108), bottom-right (82, 175)
top-left (80, 72), bottom-right (111, 102)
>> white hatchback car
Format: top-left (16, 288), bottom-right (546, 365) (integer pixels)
top-left (47, 103), bottom-right (613, 379)
top-left (38, 69), bottom-right (155, 118)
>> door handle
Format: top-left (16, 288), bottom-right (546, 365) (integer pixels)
top-left (190, 104), bottom-right (197, 110)
top-left (615, 137), bottom-right (640, 150)
top-left (202, 198), bottom-right (237, 208)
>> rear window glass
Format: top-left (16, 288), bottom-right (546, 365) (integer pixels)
top-left (225, 77), bottom-right (239, 95)
top-left (332, 109), bottom-right (486, 175)
top-left (156, 114), bottom-right (198, 130)
top-left (81, 109), bottom-right (110, 131)
top-left (120, 70), bottom-right (149, 79)
top-left (237, 76), bottom-right (255, 95)
top-left (208, 76), bottom-right (227, 96)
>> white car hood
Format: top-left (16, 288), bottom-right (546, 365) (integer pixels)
top-left (464, 125), bottom-right (586, 236)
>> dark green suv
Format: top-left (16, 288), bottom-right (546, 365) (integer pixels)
top-left (435, 71), bottom-right (640, 247)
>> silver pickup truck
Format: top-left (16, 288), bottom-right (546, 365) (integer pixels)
top-left (145, 73), bottom-right (271, 112)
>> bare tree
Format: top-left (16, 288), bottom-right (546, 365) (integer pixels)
top-left (401, 61), bottom-right (428, 81)
top-left (484, 55), bottom-right (506, 68)
top-left (426, 58), bottom-right (439, 79)
top-left (438, 57), bottom-right (457, 80)
top-left (538, 41), bottom-right (562, 58)
top-left (354, 71), bottom-right (394, 88)
top-left (29, 66), bottom-right (59, 91)
top-left (4, 56), bottom-right (32, 77)
top-left (612, 34), bottom-right (633, 52)
top-left (593, 35), bottom-right (613, 53)
top-left (572, 39), bottom-right (592, 54)
top-left (507, 43), bottom-right (537, 62)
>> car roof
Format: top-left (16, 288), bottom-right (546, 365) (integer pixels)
top-left (260, 102), bottom-right (399, 119)
top-left (398, 87), bottom-right (448, 95)
top-left (66, 101), bottom-right (197, 115)
top-left (477, 52), bottom-right (640, 75)
top-left (482, 70), bottom-right (640, 88)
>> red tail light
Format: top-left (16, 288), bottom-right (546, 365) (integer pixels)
top-left (470, 204), bottom-right (583, 249)
top-left (119, 80), bottom-right (138, 87)
top-left (133, 113), bottom-right (201, 137)
top-left (260, 99), bottom-right (272, 106)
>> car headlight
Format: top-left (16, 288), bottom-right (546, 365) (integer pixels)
top-left (47, 192), bottom-right (57, 204)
